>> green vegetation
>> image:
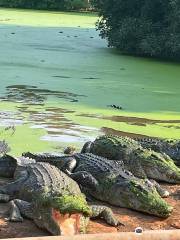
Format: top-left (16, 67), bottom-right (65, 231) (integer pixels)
top-left (93, 0), bottom-right (180, 60)
top-left (0, 0), bottom-right (91, 10)
top-left (38, 192), bottom-right (91, 216)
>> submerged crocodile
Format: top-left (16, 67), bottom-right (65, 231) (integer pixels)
top-left (0, 159), bottom-right (119, 235)
top-left (23, 152), bottom-right (173, 218)
top-left (81, 135), bottom-right (180, 183)
top-left (133, 138), bottom-right (180, 166)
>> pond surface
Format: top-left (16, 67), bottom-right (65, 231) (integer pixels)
top-left (0, 8), bottom-right (180, 155)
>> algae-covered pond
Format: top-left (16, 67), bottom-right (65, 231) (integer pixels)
top-left (0, 8), bottom-right (180, 155)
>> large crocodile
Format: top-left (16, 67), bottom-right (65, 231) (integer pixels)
top-left (134, 138), bottom-right (180, 166)
top-left (23, 152), bottom-right (173, 218)
top-left (81, 135), bottom-right (180, 183)
top-left (0, 159), bottom-right (119, 235)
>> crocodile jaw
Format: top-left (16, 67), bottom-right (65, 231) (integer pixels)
top-left (34, 206), bottom-right (87, 236)
top-left (52, 209), bottom-right (83, 235)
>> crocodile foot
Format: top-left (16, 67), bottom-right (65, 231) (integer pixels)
top-left (6, 200), bottom-right (23, 222)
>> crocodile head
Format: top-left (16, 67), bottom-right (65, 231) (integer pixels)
top-left (137, 149), bottom-right (180, 183)
top-left (108, 176), bottom-right (173, 218)
top-left (34, 194), bottom-right (91, 235)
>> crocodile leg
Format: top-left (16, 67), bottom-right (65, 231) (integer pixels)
top-left (14, 199), bottom-right (34, 219)
top-left (62, 157), bottom-right (77, 174)
top-left (127, 156), bottom-right (147, 179)
top-left (6, 199), bottom-right (33, 222)
top-left (0, 171), bottom-right (28, 196)
top-left (82, 189), bottom-right (97, 202)
top-left (69, 171), bottom-right (99, 192)
top-left (7, 200), bottom-right (23, 222)
top-left (151, 180), bottom-right (170, 197)
top-left (90, 205), bottom-right (123, 226)
top-left (146, 179), bottom-right (169, 197)
top-left (81, 141), bottom-right (92, 153)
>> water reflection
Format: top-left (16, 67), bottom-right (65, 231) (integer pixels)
top-left (26, 107), bottom-right (99, 143)
top-left (0, 111), bottom-right (24, 126)
top-left (0, 105), bottom-right (99, 147)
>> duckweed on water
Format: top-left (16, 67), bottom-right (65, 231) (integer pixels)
top-left (0, 8), bottom-right (180, 154)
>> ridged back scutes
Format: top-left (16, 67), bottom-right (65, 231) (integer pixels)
top-left (22, 152), bottom-right (65, 161)
top-left (135, 138), bottom-right (175, 153)
top-left (90, 135), bottom-right (140, 160)
top-left (135, 137), bottom-right (180, 148)
top-left (96, 135), bottom-right (139, 148)
top-left (74, 153), bottom-right (126, 177)
top-left (20, 162), bottom-right (81, 200)
top-left (135, 137), bottom-right (180, 145)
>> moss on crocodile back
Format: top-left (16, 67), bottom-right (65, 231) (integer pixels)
top-left (140, 149), bottom-right (177, 169)
top-left (138, 149), bottom-right (180, 182)
top-left (36, 193), bottom-right (91, 217)
top-left (97, 135), bottom-right (139, 149)
top-left (91, 135), bottom-right (140, 159)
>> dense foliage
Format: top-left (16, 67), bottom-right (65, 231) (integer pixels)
top-left (0, 0), bottom-right (90, 10)
top-left (92, 0), bottom-right (180, 60)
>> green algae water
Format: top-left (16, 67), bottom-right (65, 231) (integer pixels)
top-left (0, 8), bottom-right (180, 155)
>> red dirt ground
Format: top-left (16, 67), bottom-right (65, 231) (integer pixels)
top-left (0, 178), bottom-right (179, 239)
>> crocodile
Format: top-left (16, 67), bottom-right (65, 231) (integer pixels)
top-left (133, 137), bottom-right (180, 166)
top-left (22, 152), bottom-right (173, 218)
top-left (81, 135), bottom-right (180, 183)
top-left (0, 159), bottom-right (119, 235)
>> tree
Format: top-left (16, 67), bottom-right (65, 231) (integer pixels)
top-left (0, 0), bottom-right (90, 10)
top-left (92, 0), bottom-right (180, 60)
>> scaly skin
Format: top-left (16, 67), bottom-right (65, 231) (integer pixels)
top-left (134, 138), bottom-right (180, 166)
top-left (0, 161), bottom-right (119, 235)
top-left (82, 135), bottom-right (180, 183)
top-left (25, 152), bottom-right (173, 218)
top-left (69, 153), bottom-right (173, 218)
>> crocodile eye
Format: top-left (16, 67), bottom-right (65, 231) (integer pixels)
top-left (151, 153), bottom-right (158, 158)
top-left (124, 170), bottom-right (133, 176)
top-left (145, 180), bottom-right (153, 188)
